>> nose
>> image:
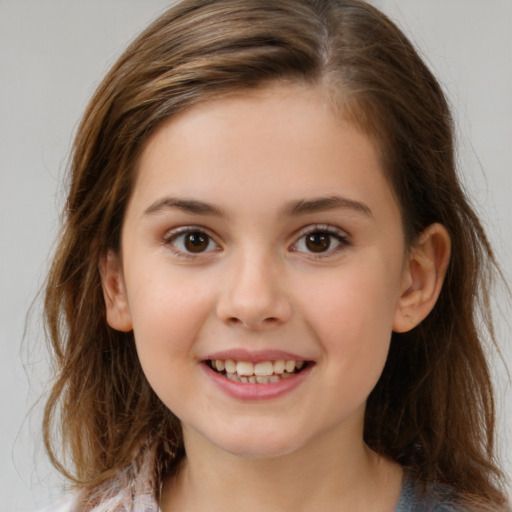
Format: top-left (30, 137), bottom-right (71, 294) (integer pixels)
top-left (216, 252), bottom-right (292, 331)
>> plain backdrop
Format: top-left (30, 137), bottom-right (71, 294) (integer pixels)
top-left (0, 1), bottom-right (510, 510)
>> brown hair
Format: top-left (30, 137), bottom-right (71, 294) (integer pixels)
top-left (43, 0), bottom-right (509, 508)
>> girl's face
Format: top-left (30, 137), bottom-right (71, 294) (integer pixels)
top-left (106, 84), bottom-right (412, 459)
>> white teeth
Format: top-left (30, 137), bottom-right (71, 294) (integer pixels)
top-left (210, 358), bottom-right (308, 383)
top-left (254, 361), bottom-right (274, 376)
top-left (273, 360), bottom-right (285, 374)
top-left (285, 360), bottom-right (295, 373)
top-left (236, 361), bottom-right (254, 376)
top-left (224, 359), bottom-right (236, 374)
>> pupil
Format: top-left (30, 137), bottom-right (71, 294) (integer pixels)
top-left (306, 232), bottom-right (330, 252)
top-left (185, 232), bottom-right (208, 252)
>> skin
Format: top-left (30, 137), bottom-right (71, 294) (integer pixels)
top-left (101, 83), bottom-right (450, 511)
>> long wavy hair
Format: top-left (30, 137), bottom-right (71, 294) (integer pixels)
top-left (43, 0), bottom-right (509, 508)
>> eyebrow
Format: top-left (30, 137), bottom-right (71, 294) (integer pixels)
top-left (143, 197), bottom-right (226, 217)
top-left (283, 195), bottom-right (374, 218)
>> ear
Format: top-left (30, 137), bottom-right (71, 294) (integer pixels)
top-left (393, 223), bottom-right (451, 333)
top-left (99, 250), bottom-right (133, 332)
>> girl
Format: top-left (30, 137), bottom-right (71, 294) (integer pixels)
top-left (41, 0), bottom-right (510, 510)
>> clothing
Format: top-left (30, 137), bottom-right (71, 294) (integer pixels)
top-left (42, 481), bottom-right (457, 512)
top-left (394, 476), bottom-right (458, 512)
top-left (38, 447), bottom-right (458, 512)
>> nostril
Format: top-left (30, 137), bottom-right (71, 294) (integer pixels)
top-left (227, 315), bottom-right (281, 329)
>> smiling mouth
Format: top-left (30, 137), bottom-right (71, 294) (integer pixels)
top-left (206, 359), bottom-right (310, 384)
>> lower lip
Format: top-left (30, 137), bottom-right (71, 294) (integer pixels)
top-left (202, 363), bottom-right (313, 401)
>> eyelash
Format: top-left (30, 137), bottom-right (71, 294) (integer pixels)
top-left (163, 226), bottom-right (220, 259)
top-left (162, 224), bottom-right (350, 259)
top-left (290, 224), bottom-right (350, 259)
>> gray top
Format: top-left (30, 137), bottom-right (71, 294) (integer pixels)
top-left (394, 476), bottom-right (458, 512)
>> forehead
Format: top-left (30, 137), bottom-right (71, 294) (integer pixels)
top-left (129, 83), bottom-right (399, 223)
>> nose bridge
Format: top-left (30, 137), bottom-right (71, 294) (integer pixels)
top-left (216, 244), bottom-right (291, 329)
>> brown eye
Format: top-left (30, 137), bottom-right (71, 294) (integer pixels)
top-left (184, 231), bottom-right (210, 253)
top-left (167, 229), bottom-right (218, 255)
top-left (305, 232), bottom-right (331, 253)
top-left (291, 226), bottom-right (349, 257)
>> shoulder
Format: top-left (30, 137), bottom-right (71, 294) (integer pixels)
top-left (34, 443), bottom-right (162, 512)
top-left (35, 491), bottom-right (161, 512)
top-left (37, 495), bottom-right (76, 512)
top-left (394, 476), bottom-right (466, 512)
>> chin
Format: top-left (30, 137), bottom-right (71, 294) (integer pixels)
top-left (208, 428), bottom-right (308, 460)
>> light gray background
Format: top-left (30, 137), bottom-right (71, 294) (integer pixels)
top-left (1, 1), bottom-right (510, 510)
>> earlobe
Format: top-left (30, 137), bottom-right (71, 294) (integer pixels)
top-left (393, 223), bottom-right (451, 333)
top-left (99, 250), bottom-right (133, 332)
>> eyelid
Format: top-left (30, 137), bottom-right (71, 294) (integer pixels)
top-left (161, 223), bottom-right (350, 260)
top-left (162, 225), bottom-right (221, 257)
top-left (290, 224), bottom-right (351, 258)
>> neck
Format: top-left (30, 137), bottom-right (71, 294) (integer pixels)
top-left (160, 426), bottom-right (402, 512)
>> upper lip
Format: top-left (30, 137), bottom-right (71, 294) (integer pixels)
top-left (204, 349), bottom-right (311, 364)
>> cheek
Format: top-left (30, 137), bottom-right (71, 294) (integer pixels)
top-left (298, 258), bottom-right (402, 366)
top-left (126, 271), bottom-right (215, 362)
top-left (305, 263), bottom-right (399, 328)
top-left (126, 273), bottom-right (217, 411)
